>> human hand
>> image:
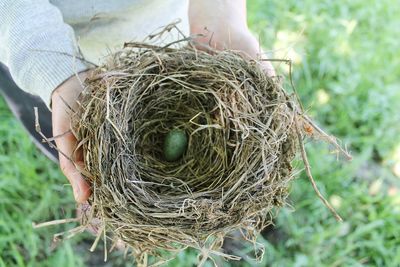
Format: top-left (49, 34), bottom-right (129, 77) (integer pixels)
top-left (51, 71), bottom-right (91, 203)
top-left (189, 0), bottom-right (275, 76)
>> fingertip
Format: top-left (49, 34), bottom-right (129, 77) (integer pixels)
top-left (260, 61), bottom-right (276, 77)
top-left (74, 188), bottom-right (91, 203)
top-left (73, 174), bottom-right (92, 203)
top-left (80, 184), bottom-right (92, 203)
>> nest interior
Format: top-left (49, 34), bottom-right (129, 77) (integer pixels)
top-left (71, 42), bottom-right (298, 261)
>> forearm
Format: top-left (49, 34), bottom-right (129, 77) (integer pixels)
top-left (0, 0), bottom-right (89, 107)
top-left (189, 0), bottom-right (275, 75)
top-left (189, 0), bottom-right (257, 55)
top-left (189, 0), bottom-right (247, 33)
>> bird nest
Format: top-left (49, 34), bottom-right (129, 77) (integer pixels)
top-left (69, 34), bottom-right (349, 265)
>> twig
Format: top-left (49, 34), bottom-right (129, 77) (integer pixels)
top-left (30, 49), bottom-right (97, 67)
top-left (34, 107), bottom-right (72, 161)
top-left (268, 59), bottom-right (352, 161)
top-left (261, 58), bottom-right (304, 111)
top-left (32, 218), bottom-right (79, 229)
top-left (45, 130), bottom-right (72, 142)
top-left (295, 119), bottom-right (343, 222)
top-left (302, 115), bottom-right (352, 160)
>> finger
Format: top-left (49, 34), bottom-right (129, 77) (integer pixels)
top-left (260, 61), bottom-right (276, 77)
top-left (52, 105), bottom-right (91, 203)
top-left (56, 131), bottom-right (91, 203)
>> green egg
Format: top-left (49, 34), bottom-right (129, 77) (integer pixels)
top-left (163, 129), bottom-right (188, 162)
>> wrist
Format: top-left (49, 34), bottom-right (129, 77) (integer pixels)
top-left (51, 71), bottom-right (90, 109)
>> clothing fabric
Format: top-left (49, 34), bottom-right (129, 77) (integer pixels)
top-left (0, 0), bottom-right (189, 107)
top-left (0, 63), bottom-right (58, 162)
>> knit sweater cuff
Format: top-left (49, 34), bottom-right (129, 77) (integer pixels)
top-left (26, 53), bottom-right (90, 109)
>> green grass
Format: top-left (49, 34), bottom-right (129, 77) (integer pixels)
top-left (0, 97), bottom-right (84, 267)
top-left (1, 0), bottom-right (399, 266)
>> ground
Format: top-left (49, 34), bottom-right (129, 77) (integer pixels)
top-left (0, 0), bottom-right (399, 266)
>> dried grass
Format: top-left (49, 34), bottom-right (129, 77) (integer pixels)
top-left (67, 29), bottom-right (349, 265)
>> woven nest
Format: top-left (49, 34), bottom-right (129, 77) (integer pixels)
top-left (70, 36), bottom-right (318, 264)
